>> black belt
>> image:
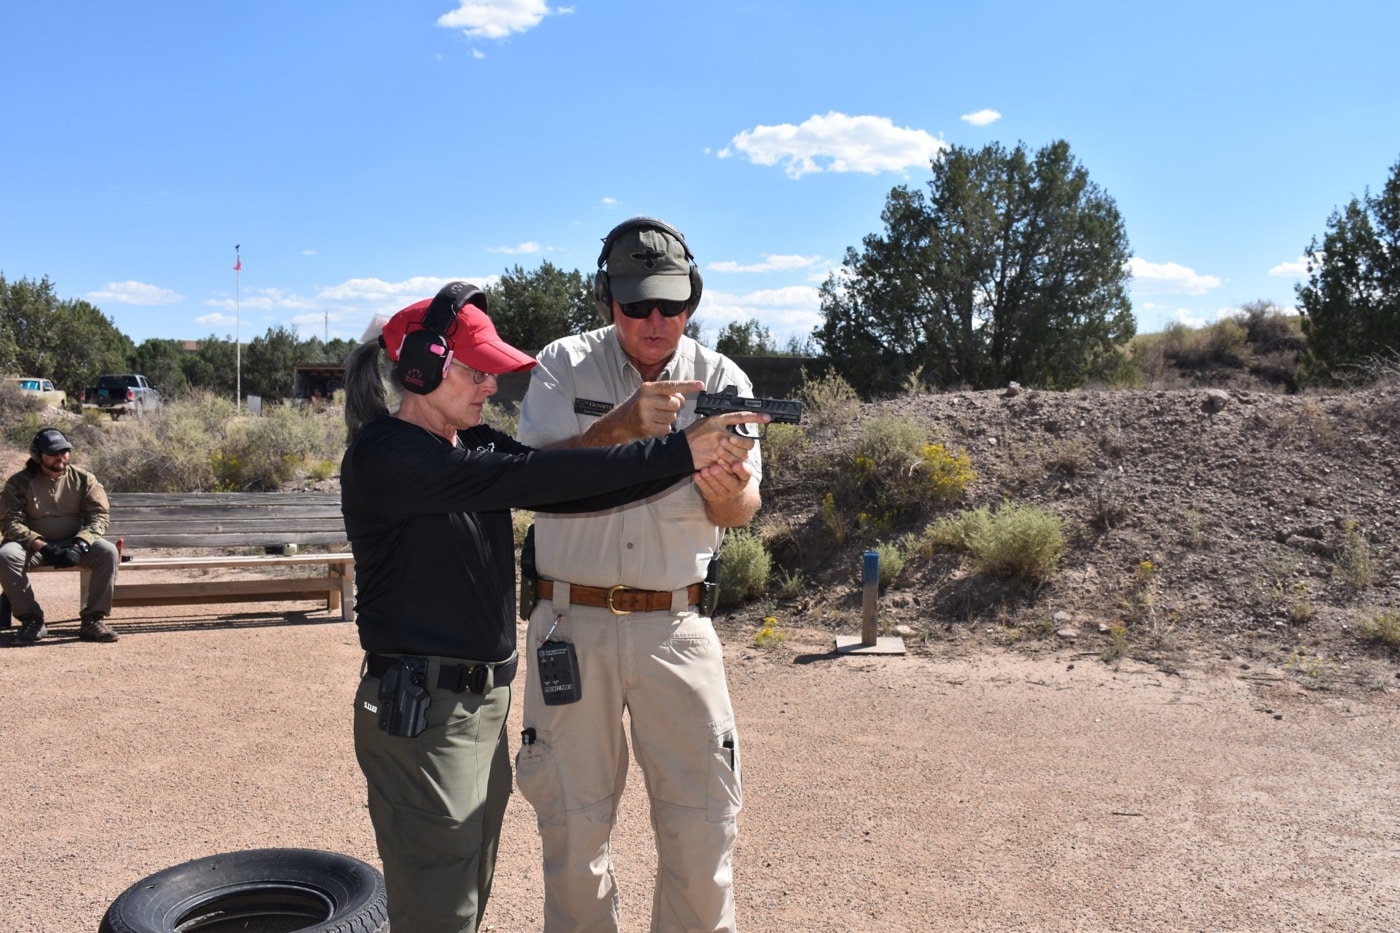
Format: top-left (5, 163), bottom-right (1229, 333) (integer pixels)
top-left (366, 652), bottom-right (518, 692)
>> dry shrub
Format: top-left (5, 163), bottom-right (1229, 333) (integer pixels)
top-left (798, 369), bottom-right (860, 426)
top-left (843, 414), bottom-right (974, 514)
top-left (926, 502), bottom-right (1067, 584)
top-left (0, 380), bottom-right (81, 449)
top-left (84, 390), bottom-right (345, 492)
top-left (87, 392), bottom-right (235, 491)
top-left (717, 527), bottom-right (771, 607)
top-left (219, 402), bottom-right (345, 490)
top-left (758, 422), bottom-right (809, 491)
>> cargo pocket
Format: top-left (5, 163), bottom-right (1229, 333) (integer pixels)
top-left (515, 729), bottom-right (567, 826)
top-left (706, 721), bottom-right (742, 822)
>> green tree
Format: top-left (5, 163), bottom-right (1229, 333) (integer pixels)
top-left (297, 335), bottom-right (357, 365)
top-left (815, 140), bottom-right (1135, 396)
top-left (715, 320), bottom-right (776, 356)
top-left (241, 325), bottom-right (300, 400)
top-left (186, 335), bottom-right (238, 397)
top-left (1297, 156), bottom-right (1400, 382)
top-left (485, 261), bottom-right (596, 353)
top-left (0, 274), bottom-right (133, 392)
top-left (132, 338), bottom-right (191, 397)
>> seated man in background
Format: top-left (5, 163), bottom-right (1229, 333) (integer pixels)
top-left (1, 428), bottom-right (121, 644)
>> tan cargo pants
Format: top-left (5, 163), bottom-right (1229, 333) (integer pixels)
top-left (517, 601), bottom-right (741, 932)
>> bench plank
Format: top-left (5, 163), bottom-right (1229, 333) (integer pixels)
top-left (112, 576), bottom-right (346, 610)
top-left (107, 492), bottom-right (348, 549)
top-left (52, 492), bottom-right (358, 621)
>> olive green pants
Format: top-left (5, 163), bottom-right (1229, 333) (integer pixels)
top-left (353, 666), bottom-right (512, 933)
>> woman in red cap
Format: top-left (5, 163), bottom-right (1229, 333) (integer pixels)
top-left (338, 282), bottom-right (763, 933)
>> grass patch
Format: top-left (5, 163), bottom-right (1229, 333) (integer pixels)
top-left (1334, 520), bottom-right (1375, 591)
top-left (1360, 611), bottom-right (1400, 649)
top-left (926, 502), bottom-right (1067, 584)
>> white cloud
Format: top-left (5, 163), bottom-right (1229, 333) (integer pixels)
top-left (696, 285), bottom-right (823, 346)
top-left (709, 254), bottom-right (823, 274)
top-left (1173, 305), bottom-right (1238, 329)
top-left (87, 281), bottom-right (181, 305)
top-left (321, 275), bottom-right (502, 303)
top-left (202, 288), bottom-right (320, 312)
top-left (600, 197), bottom-right (618, 207)
top-left (1269, 257), bottom-right (1309, 278)
top-left (719, 112), bottom-right (947, 179)
top-left (195, 312), bottom-right (237, 330)
top-left (1126, 257), bottom-right (1222, 295)
top-left (471, 48), bottom-right (486, 60)
top-left (198, 275), bottom-right (501, 340)
top-left (436, 0), bottom-right (568, 40)
top-left (488, 241), bottom-right (544, 254)
top-left (314, 276), bottom-right (465, 303)
top-left (960, 109), bottom-right (1001, 126)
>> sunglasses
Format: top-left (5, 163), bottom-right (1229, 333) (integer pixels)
top-left (618, 298), bottom-right (690, 320)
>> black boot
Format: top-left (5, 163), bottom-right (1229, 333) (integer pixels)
top-left (16, 610), bottom-right (47, 646)
top-left (79, 611), bottom-right (119, 643)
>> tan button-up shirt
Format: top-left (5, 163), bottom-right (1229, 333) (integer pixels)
top-left (518, 328), bottom-right (762, 592)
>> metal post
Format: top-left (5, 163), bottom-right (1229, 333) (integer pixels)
top-left (836, 549), bottom-right (906, 656)
top-left (234, 244), bottom-right (242, 413)
top-left (861, 549), bottom-right (879, 646)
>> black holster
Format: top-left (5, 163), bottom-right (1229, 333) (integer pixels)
top-left (700, 554), bottom-right (722, 617)
top-left (519, 523), bottom-right (538, 621)
top-left (377, 656), bottom-right (430, 738)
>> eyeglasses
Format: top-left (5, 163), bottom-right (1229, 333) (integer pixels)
top-left (618, 298), bottom-right (690, 320)
top-left (450, 360), bottom-right (495, 384)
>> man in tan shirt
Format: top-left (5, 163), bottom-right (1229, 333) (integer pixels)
top-left (1, 428), bottom-right (120, 644)
top-left (515, 218), bottom-right (762, 932)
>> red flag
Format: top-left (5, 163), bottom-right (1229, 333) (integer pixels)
top-left (233, 257), bottom-right (242, 271)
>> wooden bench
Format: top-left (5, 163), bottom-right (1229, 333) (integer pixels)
top-left (58, 492), bottom-right (355, 621)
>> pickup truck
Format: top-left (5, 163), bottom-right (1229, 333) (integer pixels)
top-left (80, 374), bottom-right (162, 420)
top-left (10, 376), bottom-right (70, 410)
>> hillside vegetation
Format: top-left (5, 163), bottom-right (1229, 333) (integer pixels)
top-left (734, 371), bottom-right (1400, 696)
top-left (4, 317), bottom-right (1397, 694)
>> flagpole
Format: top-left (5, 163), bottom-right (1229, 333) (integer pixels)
top-left (234, 245), bottom-right (242, 412)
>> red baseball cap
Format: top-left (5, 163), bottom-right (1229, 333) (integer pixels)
top-left (381, 286), bottom-right (536, 375)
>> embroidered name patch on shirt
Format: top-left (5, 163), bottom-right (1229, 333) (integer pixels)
top-left (573, 398), bottom-right (615, 417)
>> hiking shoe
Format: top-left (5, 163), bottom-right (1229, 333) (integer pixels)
top-left (17, 615), bottom-right (48, 645)
top-left (79, 617), bottom-right (119, 643)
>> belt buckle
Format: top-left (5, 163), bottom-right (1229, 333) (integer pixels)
top-left (606, 584), bottom-right (633, 616)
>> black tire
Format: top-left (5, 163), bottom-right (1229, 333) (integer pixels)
top-left (99, 848), bottom-right (387, 933)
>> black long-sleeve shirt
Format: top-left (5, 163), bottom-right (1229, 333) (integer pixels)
top-left (340, 417), bottom-right (692, 660)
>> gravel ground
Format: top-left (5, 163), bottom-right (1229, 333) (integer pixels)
top-left (3, 570), bottom-right (1398, 932)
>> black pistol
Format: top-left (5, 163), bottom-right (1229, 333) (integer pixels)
top-left (695, 385), bottom-right (803, 439)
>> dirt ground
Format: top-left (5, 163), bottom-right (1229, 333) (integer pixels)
top-left (3, 571), bottom-right (1398, 933)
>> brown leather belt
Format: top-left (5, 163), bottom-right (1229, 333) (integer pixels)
top-left (536, 579), bottom-right (702, 615)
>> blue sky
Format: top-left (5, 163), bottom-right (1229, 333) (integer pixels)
top-left (2, 1), bottom-right (1397, 352)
